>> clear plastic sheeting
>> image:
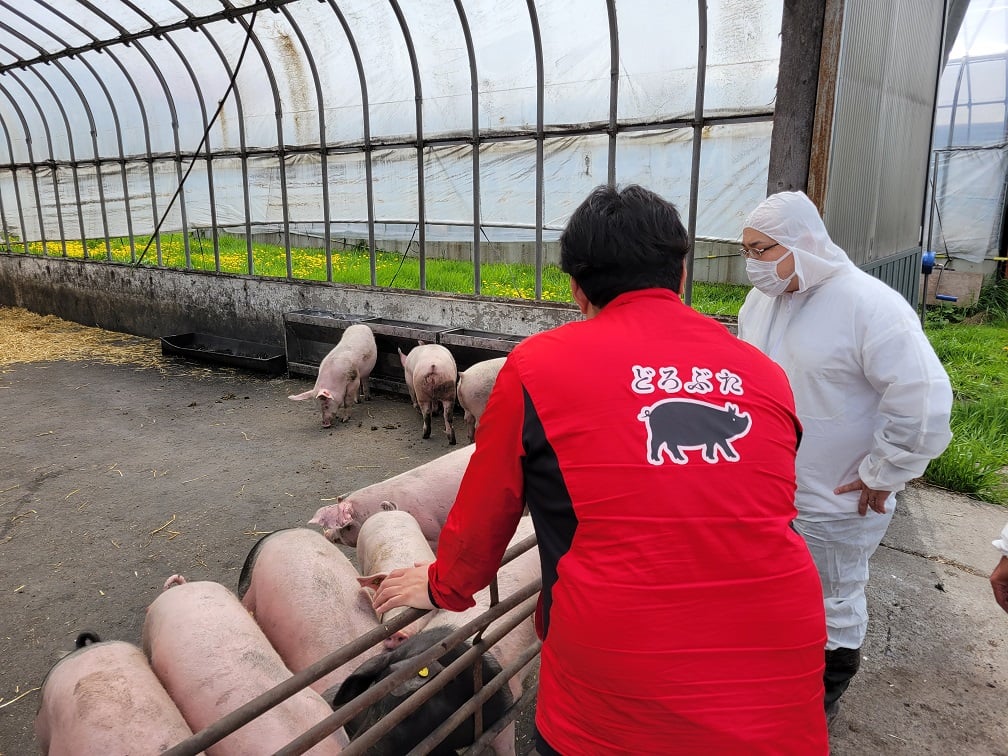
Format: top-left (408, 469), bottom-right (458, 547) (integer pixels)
top-left (929, 0), bottom-right (1008, 263)
top-left (929, 146), bottom-right (1008, 262)
top-left (0, 0), bottom-right (783, 279)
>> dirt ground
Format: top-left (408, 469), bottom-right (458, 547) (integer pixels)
top-left (1, 309), bottom-right (1006, 755)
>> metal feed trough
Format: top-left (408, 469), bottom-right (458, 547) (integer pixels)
top-left (161, 532), bottom-right (542, 756)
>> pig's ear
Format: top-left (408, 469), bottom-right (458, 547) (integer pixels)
top-left (288, 390), bottom-right (314, 401)
top-left (317, 389), bottom-right (334, 401)
top-left (417, 339), bottom-right (428, 346)
top-left (328, 654), bottom-right (393, 708)
top-left (380, 500), bottom-right (398, 512)
top-left (398, 347), bottom-right (407, 365)
top-left (357, 573), bottom-right (388, 591)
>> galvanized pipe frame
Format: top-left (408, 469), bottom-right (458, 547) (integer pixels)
top-left (0, 69), bottom-right (65, 255)
top-left (6, 0), bottom-right (145, 262)
top-left (167, 0), bottom-right (256, 271)
top-left (0, 71), bottom-right (49, 253)
top-left (325, 0), bottom-right (378, 286)
top-left (0, 1), bottom-right (760, 296)
top-left (121, 0), bottom-right (224, 268)
top-left (33, 0), bottom-right (167, 264)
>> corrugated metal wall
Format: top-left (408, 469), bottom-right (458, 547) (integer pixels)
top-left (821, 0), bottom-right (945, 304)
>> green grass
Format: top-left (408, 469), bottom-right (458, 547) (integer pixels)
top-left (923, 278), bottom-right (1008, 505)
top-left (15, 234), bottom-right (1007, 505)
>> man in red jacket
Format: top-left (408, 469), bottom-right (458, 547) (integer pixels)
top-left (374, 184), bottom-right (828, 754)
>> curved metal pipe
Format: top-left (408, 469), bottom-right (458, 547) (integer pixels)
top-left (453, 0), bottom-right (481, 294)
top-left (683, 1), bottom-right (708, 306)
top-left (325, 0), bottom-right (377, 286)
top-left (389, 0), bottom-right (427, 290)
top-left (0, 99), bottom-right (30, 251)
top-left (122, 0), bottom-right (223, 269)
top-left (278, 5), bottom-right (332, 280)
top-left (3, 70), bottom-right (65, 254)
top-left (167, 0), bottom-right (255, 272)
top-left (74, 0), bottom-right (190, 262)
top-left (228, 9), bottom-right (292, 277)
top-left (606, 0), bottom-right (619, 186)
top-left (525, 0), bottom-right (545, 299)
top-left (36, 0), bottom-right (166, 264)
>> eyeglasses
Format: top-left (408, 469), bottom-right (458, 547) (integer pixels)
top-left (738, 242), bottom-right (780, 258)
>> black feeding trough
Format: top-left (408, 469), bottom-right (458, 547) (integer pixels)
top-left (160, 332), bottom-right (287, 375)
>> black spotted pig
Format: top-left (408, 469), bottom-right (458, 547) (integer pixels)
top-left (309, 444), bottom-right (475, 548)
top-left (35, 636), bottom-right (197, 756)
top-left (289, 323), bottom-right (377, 428)
top-left (637, 399), bottom-right (752, 464)
top-left (355, 510), bottom-right (437, 649)
top-left (398, 342), bottom-right (458, 445)
top-left (456, 356), bottom-right (507, 443)
top-left (331, 516), bottom-right (540, 756)
top-left (237, 527), bottom-right (384, 695)
top-left (142, 579), bottom-right (342, 756)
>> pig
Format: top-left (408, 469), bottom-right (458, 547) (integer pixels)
top-left (237, 527), bottom-right (384, 693)
top-left (398, 342), bottom-right (458, 445)
top-left (35, 636), bottom-right (197, 756)
top-left (309, 444), bottom-right (476, 548)
top-left (289, 323), bottom-right (377, 427)
top-left (456, 356), bottom-right (507, 443)
top-left (327, 625), bottom-right (512, 756)
top-left (637, 399), bottom-right (752, 464)
top-left (142, 579), bottom-right (343, 756)
top-left (329, 516), bottom-right (541, 756)
top-left (355, 510), bottom-right (437, 649)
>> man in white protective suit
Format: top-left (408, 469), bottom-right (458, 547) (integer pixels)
top-left (736, 190), bottom-right (953, 726)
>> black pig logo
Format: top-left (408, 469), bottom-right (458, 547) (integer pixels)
top-left (637, 399), bottom-right (751, 465)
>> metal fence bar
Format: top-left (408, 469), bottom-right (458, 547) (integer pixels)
top-left (683, 0), bottom-right (708, 306)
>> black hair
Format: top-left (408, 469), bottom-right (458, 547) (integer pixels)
top-left (559, 184), bottom-right (690, 308)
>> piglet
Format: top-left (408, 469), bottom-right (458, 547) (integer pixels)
top-left (142, 579), bottom-right (342, 756)
top-left (238, 527), bottom-right (384, 694)
top-left (456, 356), bottom-right (507, 443)
top-left (35, 636), bottom-right (197, 756)
top-left (355, 510), bottom-right (437, 649)
top-left (309, 444), bottom-right (475, 548)
top-left (289, 323), bottom-right (377, 427)
top-left (399, 342), bottom-right (458, 445)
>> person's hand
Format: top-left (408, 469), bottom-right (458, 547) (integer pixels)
top-left (990, 556), bottom-right (1008, 613)
top-left (834, 478), bottom-right (893, 516)
top-left (372, 562), bottom-right (435, 615)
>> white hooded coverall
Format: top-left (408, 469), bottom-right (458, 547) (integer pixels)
top-left (737, 191), bottom-right (953, 651)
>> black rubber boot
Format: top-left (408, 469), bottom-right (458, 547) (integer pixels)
top-left (823, 647), bottom-right (861, 725)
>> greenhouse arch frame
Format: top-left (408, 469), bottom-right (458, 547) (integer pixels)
top-left (0, 0), bottom-right (960, 345)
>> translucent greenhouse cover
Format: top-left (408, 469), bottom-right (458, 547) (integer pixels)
top-left (930, 0), bottom-right (1008, 263)
top-left (0, 0), bottom-right (783, 247)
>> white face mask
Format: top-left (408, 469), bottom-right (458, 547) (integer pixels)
top-left (745, 249), bottom-right (795, 296)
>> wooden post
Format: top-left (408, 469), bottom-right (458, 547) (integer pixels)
top-left (767, 0), bottom-right (831, 201)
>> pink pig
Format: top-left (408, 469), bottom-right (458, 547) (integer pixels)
top-left (456, 356), bottom-right (507, 443)
top-left (238, 527), bottom-right (384, 695)
top-left (35, 637), bottom-right (197, 756)
top-left (398, 342), bottom-right (458, 445)
top-left (289, 323), bottom-right (377, 428)
top-left (309, 444), bottom-right (475, 548)
top-left (355, 510), bottom-right (437, 649)
top-left (142, 579), bottom-right (342, 756)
